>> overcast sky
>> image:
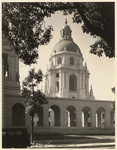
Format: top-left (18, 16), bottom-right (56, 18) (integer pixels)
top-left (19, 11), bottom-right (115, 101)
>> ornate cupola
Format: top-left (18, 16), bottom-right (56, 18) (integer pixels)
top-left (60, 19), bottom-right (72, 40)
top-left (44, 20), bottom-right (95, 100)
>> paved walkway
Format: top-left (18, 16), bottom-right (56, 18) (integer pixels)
top-left (28, 135), bottom-right (115, 149)
top-left (29, 142), bottom-right (115, 149)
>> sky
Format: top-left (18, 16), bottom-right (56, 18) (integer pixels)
top-left (19, 11), bottom-right (115, 101)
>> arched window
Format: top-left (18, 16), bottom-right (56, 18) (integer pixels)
top-left (56, 81), bottom-right (59, 92)
top-left (69, 74), bottom-right (77, 91)
top-left (58, 58), bottom-right (61, 65)
top-left (12, 103), bottom-right (25, 126)
top-left (70, 57), bottom-right (74, 65)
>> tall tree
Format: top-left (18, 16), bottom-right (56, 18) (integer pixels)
top-left (2, 2), bottom-right (115, 65)
top-left (22, 69), bottom-right (48, 144)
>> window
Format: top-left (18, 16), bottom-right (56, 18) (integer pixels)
top-left (58, 58), bottom-right (61, 65)
top-left (56, 81), bottom-right (59, 92)
top-left (3, 54), bottom-right (9, 78)
top-left (56, 73), bottom-right (59, 78)
top-left (88, 113), bottom-right (90, 118)
top-left (69, 74), bottom-right (77, 91)
top-left (63, 31), bottom-right (65, 37)
top-left (102, 114), bottom-right (105, 119)
top-left (70, 57), bottom-right (74, 65)
top-left (67, 32), bottom-right (69, 37)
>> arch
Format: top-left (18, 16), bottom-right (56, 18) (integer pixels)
top-left (66, 106), bottom-right (76, 127)
top-left (56, 81), bottom-right (59, 92)
top-left (12, 103), bottom-right (25, 126)
top-left (82, 107), bottom-right (92, 127)
top-left (36, 105), bottom-right (43, 126)
top-left (57, 57), bottom-right (62, 65)
top-left (70, 57), bottom-right (74, 65)
top-left (96, 107), bottom-right (106, 127)
top-left (69, 74), bottom-right (77, 91)
top-left (110, 109), bottom-right (115, 127)
top-left (49, 105), bottom-right (60, 127)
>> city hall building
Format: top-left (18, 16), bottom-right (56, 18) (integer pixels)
top-left (2, 20), bottom-right (115, 135)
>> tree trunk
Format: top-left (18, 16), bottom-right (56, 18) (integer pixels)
top-left (31, 115), bottom-right (34, 144)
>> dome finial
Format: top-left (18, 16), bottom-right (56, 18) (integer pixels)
top-left (65, 19), bottom-right (68, 25)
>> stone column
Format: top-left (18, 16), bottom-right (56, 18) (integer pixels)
top-left (106, 109), bottom-right (111, 127)
top-left (91, 109), bottom-right (96, 127)
top-left (76, 108), bottom-right (82, 127)
top-left (64, 70), bottom-right (66, 88)
top-left (59, 69), bottom-right (62, 97)
top-left (43, 106), bottom-right (49, 127)
top-left (60, 108), bottom-right (66, 127)
top-left (2, 58), bottom-right (5, 128)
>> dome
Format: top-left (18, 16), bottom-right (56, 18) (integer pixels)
top-left (51, 19), bottom-right (82, 57)
top-left (61, 24), bottom-right (71, 31)
top-left (51, 39), bottom-right (82, 55)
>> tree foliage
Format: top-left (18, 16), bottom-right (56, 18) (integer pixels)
top-left (2, 2), bottom-right (114, 65)
top-left (71, 2), bottom-right (114, 58)
top-left (22, 68), bottom-right (48, 143)
top-left (22, 68), bottom-right (48, 117)
top-left (2, 3), bottom-right (54, 65)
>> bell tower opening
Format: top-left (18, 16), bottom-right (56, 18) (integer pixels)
top-left (60, 19), bottom-right (72, 39)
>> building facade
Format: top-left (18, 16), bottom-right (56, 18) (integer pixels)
top-left (2, 20), bottom-right (115, 135)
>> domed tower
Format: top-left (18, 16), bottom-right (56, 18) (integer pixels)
top-left (45, 20), bottom-right (95, 100)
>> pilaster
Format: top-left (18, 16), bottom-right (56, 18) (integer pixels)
top-left (60, 108), bottom-right (66, 127)
top-left (43, 106), bottom-right (49, 127)
top-left (91, 109), bottom-right (96, 127)
top-left (76, 108), bottom-right (82, 127)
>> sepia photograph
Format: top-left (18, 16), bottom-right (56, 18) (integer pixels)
top-left (2, 1), bottom-right (115, 149)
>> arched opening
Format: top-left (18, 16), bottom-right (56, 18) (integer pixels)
top-left (70, 57), bottom-right (74, 65)
top-left (66, 106), bottom-right (76, 127)
top-left (56, 81), bottom-right (59, 92)
top-left (49, 105), bottom-right (60, 127)
top-left (58, 57), bottom-right (62, 65)
top-left (82, 107), bottom-right (92, 127)
top-left (69, 74), bottom-right (77, 91)
top-left (36, 105), bottom-right (43, 126)
top-left (12, 103), bottom-right (25, 126)
top-left (96, 107), bottom-right (106, 127)
top-left (110, 109), bottom-right (115, 127)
